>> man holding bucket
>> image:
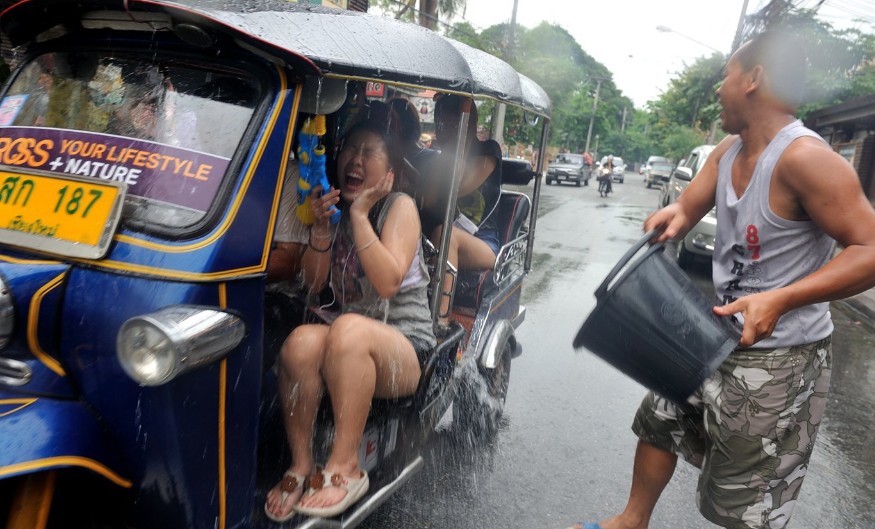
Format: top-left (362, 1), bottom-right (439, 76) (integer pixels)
top-left (566, 31), bottom-right (875, 529)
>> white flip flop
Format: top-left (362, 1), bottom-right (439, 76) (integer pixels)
top-left (264, 470), bottom-right (306, 523)
top-left (294, 469), bottom-right (369, 518)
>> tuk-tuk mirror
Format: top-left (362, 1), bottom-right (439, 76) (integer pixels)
top-left (299, 77), bottom-right (347, 115)
top-left (524, 112), bottom-right (539, 126)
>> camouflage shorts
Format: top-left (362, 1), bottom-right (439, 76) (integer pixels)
top-left (632, 336), bottom-right (832, 529)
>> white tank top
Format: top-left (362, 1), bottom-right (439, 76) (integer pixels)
top-left (713, 120), bottom-right (835, 348)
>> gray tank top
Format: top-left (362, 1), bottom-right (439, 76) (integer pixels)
top-left (714, 120), bottom-right (835, 348)
top-left (330, 192), bottom-right (436, 348)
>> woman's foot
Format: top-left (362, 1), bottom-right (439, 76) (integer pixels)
top-left (264, 470), bottom-right (307, 522)
top-left (295, 467), bottom-right (369, 518)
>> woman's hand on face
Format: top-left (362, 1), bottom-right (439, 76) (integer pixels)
top-left (310, 185), bottom-right (341, 228)
top-left (350, 171), bottom-right (394, 218)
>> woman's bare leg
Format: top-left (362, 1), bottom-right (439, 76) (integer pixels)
top-left (297, 314), bottom-right (421, 509)
top-left (265, 324), bottom-right (329, 518)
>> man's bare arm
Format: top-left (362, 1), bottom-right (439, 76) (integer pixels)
top-left (644, 136), bottom-right (736, 242)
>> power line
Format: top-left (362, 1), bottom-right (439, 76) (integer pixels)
top-left (821, 0), bottom-right (875, 24)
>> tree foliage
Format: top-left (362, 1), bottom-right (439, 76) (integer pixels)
top-left (509, 23), bottom-right (634, 157)
top-left (739, 0), bottom-right (875, 115)
top-left (373, 0), bottom-right (467, 30)
top-left (375, 0), bottom-right (874, 165)
top-left (643, 0), bottom-right (875, 158)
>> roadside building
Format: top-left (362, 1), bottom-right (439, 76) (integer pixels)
top-left (806, 94), bottom-right (875, 204)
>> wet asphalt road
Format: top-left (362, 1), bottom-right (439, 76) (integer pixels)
top-left (360, 174), bottom-right (875, 529)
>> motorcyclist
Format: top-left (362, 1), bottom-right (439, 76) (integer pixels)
top-left (598, 155), bottom-right (614, 197)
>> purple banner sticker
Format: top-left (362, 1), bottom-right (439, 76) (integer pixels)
top-left (0, 126), bottom-right (230, 212)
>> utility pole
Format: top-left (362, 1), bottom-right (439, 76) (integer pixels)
top-left (583, 78), bottom-right (603, 155)
top-left (621, 105), bottom-right (628, 133)
top-left (731, 0), bottom-right (751, 52)
top-left (492, 0), bottom-right (519, 148)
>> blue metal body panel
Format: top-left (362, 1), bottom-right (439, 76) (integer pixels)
top-left (56, 269), bottom-right (267, 528)
top-left (0, 389), bottom-right (130, 486)
top-left (0, 258), bottom-right (74, 397)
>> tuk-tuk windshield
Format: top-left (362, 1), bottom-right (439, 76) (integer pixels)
top-left (0, 51), bottom-right (260, 230)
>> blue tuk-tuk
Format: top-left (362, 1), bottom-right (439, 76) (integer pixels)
top-left (0, 2), bottom-right (551, 528)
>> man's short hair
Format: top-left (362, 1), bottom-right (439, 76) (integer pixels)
top-left (735, 31), bottom-right (808, 108)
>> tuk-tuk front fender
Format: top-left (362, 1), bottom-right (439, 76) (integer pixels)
top-left (0, 389), bottom-right (131, 488)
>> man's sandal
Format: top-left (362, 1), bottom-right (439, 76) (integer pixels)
top-left (294, 468), bottom-right (369, 518)
top-left (563, 523), bottom-right (604, 529)
top-left (263, 470), bottom-right (306, 523)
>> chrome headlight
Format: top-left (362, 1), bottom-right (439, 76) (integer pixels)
top-left (0, 274), bottom-right (13, 350)
top-left (117, 306), bottom-right (245, 386)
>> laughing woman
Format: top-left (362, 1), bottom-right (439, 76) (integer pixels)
top-left (264, 117), bottom-right (436, 521)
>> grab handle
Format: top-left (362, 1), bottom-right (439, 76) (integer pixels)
top-left (594, 229), bottom-right (662, 300)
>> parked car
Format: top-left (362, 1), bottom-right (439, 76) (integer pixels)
top-left (658, 145), bottom-right (716, 268)
top-left (642, 155), bottom-right (671, 175)
top-left (546, 153), bottom-right (590, 186)
top-left (645, 160), bottom-right (674, 188)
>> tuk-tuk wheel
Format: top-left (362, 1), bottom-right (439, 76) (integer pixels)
top-left (455, 345), bottom-right (512, 440)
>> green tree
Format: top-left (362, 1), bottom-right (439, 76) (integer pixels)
top-left (643, 1), bottom-right (874, 156)
top-left (738, 0), bottom-right (875, 115)
top-left (510, 23), bottom-right (633, 153)
top-left (374, 0), bottom-right (467, 30)
top-left (649, 53), bottom-right (725, 132)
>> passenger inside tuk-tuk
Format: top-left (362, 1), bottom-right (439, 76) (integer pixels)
top-left (388, 97), bottom-right (438, 179)
top-left (265, 114), bottom-right (436, 521)
top-left (425, 94), bottom-right (502, 317)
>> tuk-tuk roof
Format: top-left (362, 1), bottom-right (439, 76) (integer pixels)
top-left (0, 0), bottom-right (551, 117)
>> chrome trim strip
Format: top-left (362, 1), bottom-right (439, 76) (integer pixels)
top-left (0, 357), bottom-right (32, 386)
top-left (0, 273), bottom-right (12, 350)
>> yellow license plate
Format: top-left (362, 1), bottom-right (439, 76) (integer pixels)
top-left (0, 171), bottom-right (124, 258)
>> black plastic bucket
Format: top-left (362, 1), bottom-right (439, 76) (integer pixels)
top-left (574, 231), bottom-right (739, 404)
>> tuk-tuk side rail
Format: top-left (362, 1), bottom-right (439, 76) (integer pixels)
top-left (493, 233), bottom-right (528, 286)
top-left (525, 120), bottom-right (551, 273)
top-left (460, 276), bottom-right (524, 366)
top-left (429, 106), bottom-right (471, 321)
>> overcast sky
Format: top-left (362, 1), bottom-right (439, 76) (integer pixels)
top-left (454, 0), bottom-right (875, 108)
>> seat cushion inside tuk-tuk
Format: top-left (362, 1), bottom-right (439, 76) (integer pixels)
top-left (454, 192), bottom-right (530, 308)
